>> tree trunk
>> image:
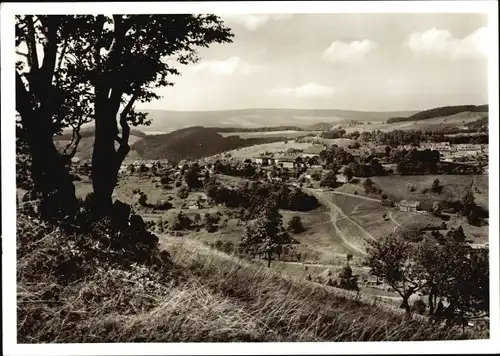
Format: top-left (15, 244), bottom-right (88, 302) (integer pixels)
top-left (428, 292), bottom-right (434, 316)
top-left (91, 103), bottom-right (120, 218)
top-left (267, 252), bottom-right (272, 268)
top-left (400, 296), bottom-right (411, 314)
top-left (20, 112), bottom-right (76, 219)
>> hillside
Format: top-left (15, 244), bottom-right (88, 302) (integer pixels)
top-left (137, 108), bottom-right (418, 133)
top-left (17, 213), bottom-right (479, 343)
top-left (130, 126), bottom-right (286, 162)
top-left (387, 105), bottom-right (488, 124)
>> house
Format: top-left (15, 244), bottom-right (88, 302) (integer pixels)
top-left (255, 155), bottom-right (275, 166)
top-left (397, 200), bottom-right (421, 213)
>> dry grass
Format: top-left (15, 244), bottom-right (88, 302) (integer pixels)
top-left (16, 214), bottom-right (488, 343)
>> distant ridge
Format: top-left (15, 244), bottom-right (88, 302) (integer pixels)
top-left (138, 108), bottom-right (419, 132)
top-left (387, 104), bottom-right (488, 124)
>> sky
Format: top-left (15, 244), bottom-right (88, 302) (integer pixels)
top-left (135, 13), bottom-right (484, 112)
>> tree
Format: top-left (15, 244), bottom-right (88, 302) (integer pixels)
top-left (338, 265), bottom-right (359, 292)
top-left (431, 179), bottom-right (442, 194)
top-left (366, 233), bottom-right (425, 313)
top-left (343, 166), bottom-right (354, 182)
top-left (461, 187), bottom-right (476, 216)
top-left (432, 201), bottom-right (442, 216)
top-left (385, 146), bottom-right (391, 157)
top-left (184, 163), bottom-right (202, 189)
top-left (16, 15), bottom-right (233, 218)
top-left (287, 215), bottom-right (305, 234)
top-left (177, 186), bottom-right (189, 199)
top-left (242, 202), bottom-right (295, 267)
top-left (363, 178), bottom-right (375, 194)
top-left (320, 170), bottom-right (337, 188)
top-left (204, 213), bottom-right (218, 233)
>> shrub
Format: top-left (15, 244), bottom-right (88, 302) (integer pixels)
top-left (288, 215), bottom-right (305, 233)
top-left (138, 193), bottom-right (148, 207)
top-left (413, 299), bottom-right (427, 315)
top-left (167, 211), bottom-right (192, 231)
top-left (177, 186), bottom-right (189, 199)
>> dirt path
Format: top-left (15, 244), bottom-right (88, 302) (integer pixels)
top-left (388, 210), bottom-right (403, 233)
top-left (305, 188), bottom-right (377, 257)
top-left (329, 190), bottom-right (382, 203)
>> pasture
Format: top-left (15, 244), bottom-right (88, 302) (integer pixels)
top-left (220, 141), bottom-right (315, 159)
top-left (369, 175), bottom-right (488, 210)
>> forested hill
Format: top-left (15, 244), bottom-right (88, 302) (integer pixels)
top-left (56, 127), bottom-right (147, 140)
top-left (387, 104), bottom-right (488, 124)
top-left (130, 126), bottom-right (285, 162)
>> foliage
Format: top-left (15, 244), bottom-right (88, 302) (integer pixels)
top-left (287, 215), bottom-right (305, 234)
top-left (431, 179), bottom-right (443, 194)
top-left (167, 211), bottom-right (192, 231)
top-left (205, 179), bottom-right (320, 218)
top-left (184, 163), bottom-right (202, 189)
top-left (366, 234), bottom-right (425, 313)
top-left (177, 186), bottom-right (190, 199)
top-left (338, 265), bottom-right (359, 292)
top-left (241, 202), bottom-right (296, 267)
top-left (320, 170), bottom-right (337, 188)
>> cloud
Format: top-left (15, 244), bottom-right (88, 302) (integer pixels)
top-left (405, 27), bottom-right (488, 60)
top-left (322, 39), bottom-right (378, 63)
top-left (267, 82), bottom-right (336, 99)
top-left (191, 57), bottom-right (264, 75)
top-left (222, 14), bottom-right (293, 31)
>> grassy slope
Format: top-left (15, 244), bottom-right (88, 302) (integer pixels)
top-left (17, 214), bottom-right (484, 342)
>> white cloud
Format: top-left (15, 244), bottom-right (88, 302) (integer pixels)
top-left (267, 82), bottom-right (336, 99)
top-left (322, 39), bottom-right (378, 63)
top-left (191, 57), bottom-right (264, 75)
top-left (405, 27), bottom-right (488, 60)
top-left (222, 14), bottom-right (293, 31)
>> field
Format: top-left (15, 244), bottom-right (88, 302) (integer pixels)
top-left (219, 130), bottom-right (319, 139)
top-left (220, 141), bottom-right (315, 159)
top-left (369, 175), bottom-right (488, 210)
top-left (338, 111), bottom-right (486, 134)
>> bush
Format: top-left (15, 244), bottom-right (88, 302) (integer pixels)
top-left (177, 186), bottom-right (189, 199)
top-left (288, 216), bottom-right (305, 233)
top-left (138, 193), bottom-right (148, 207)
top-left (167, 211), bottom-right (192, 231)
top-left (413, 299), bottom-right (427, 315)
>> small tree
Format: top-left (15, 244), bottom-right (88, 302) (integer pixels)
top-left (366, 233), bottom-right (425, 314)
top-left (320, 170), bottom-right (337, 188)
top-left (431, 179), bottom-right (443, 194)
top-left (287, 215), bottom-right (305, 234)
top-left (338, 265), bottom-right (359, 292)
top-left (205, 213), bottom-right (218, 233)
top-left (363, 178), bottom-right (375, 194)
top-left (344, 166), bottom-right (354, 182)
top-left (461, 187), bottom-right (476, 216)
top-left (241, 202), bottom-right (295, 267)
top-left (138, 192), bottom-right (148, 207)
top-left (177, 186), bottom-right (189, 199)
top-left (184, 164), bottom-right (202, 189)
top-left (432, 201), bottom-right (442, 216)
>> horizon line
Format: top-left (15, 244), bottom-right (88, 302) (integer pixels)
top-left (135, 104), bottom-right (488, 114)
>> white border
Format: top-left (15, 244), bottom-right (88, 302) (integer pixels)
top-left (1, 2), bottom-right (498, 355)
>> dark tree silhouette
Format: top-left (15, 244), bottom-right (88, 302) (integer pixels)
top-left (16, 15), bottom-right (233, 218)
